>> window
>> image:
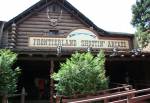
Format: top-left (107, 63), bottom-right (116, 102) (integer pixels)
top-left (52, 4), bottom-right (56, 12)
top-left (51, 4), bottom-right (60, 13)
top-left (48, 30), bottom-right (59, 35)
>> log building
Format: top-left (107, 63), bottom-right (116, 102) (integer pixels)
top-left (0, 0), bottom-right (150, 102)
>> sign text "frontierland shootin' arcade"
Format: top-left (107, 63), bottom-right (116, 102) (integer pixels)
top-left (29, 37), bottom-right (129, 49)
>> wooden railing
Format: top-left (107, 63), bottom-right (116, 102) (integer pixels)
top-left (55, 85), bottom-right (132, 103)
top-left (55, 85), bottom-right (150, 103)
top-left (0, 87), bottom-right (26, 103)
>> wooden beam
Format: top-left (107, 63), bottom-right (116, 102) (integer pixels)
top-left (50, 60), bottom-right (54, 103)
top-left (0, 22), bottom-right (5, 47)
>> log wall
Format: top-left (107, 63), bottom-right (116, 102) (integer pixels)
top-left (2, 2), bottom-right (133, 51)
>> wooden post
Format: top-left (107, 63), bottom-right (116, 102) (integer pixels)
top-left (50, 60), bottom-right (54, 103)
top-left (104, 99), bottom-right (108, 103)
top-left (2, 94), bottom-right (8, 103)
top-left (55, 96), bottom-right (61, 103)
top-left (127, 92), bottom-right (134, 103)
top-left (104, 92), bottom-right (108, 103)
top-left (21, 87), bottom-right (25, 103)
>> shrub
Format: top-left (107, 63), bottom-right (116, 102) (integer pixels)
top-left (0, 49), bottom-right (21, 95)
top-left (52, 50), bottom-right (108, 96)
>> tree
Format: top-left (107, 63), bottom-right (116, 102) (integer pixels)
top-left (0, 49), bottom-right (21, 103)
top-left (131, 0), bottom-right (150, 48)
top-left (52, 50), bottom-right (108, 96)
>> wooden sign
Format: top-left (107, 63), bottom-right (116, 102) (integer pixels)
top-left (29, 37), bottom-right (129, 49)
top-left (29, 29), bottom-right (129, 49)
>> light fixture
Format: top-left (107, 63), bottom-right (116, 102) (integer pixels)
top-left (131, 54), bottom-right (135, 57)
top-left (121, 54), bottom-right (125, 57)
top-left (141, 54), bottom-right (145, 57)
top-left (87, 46), bottom-right (92, 52)
top-left (110, 47), bottom-right (118, 57)
top-left (131, 48), bottom-right (142, 56)
top-left (56, 45), bottom-right (62, 56)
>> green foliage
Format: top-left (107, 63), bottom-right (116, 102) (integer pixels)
top-left (0, 49), bottom-right (21, 94)
top-left (131, 0), bottom-right (150, 48)
top-left (51, 50), bottom-right (108, 96)
top-left (135, 28), bottom-right (150, 48)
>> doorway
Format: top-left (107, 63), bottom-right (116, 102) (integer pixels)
top-left (16, 60), bottom-right (50, 100)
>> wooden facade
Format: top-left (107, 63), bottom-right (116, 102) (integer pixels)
top-left (0, 0), bottom-right (134, 51)
top-left (1, 0), bottom-right (150, 102)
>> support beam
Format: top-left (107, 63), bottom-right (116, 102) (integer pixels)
top-left (0, 22), bottom-right (5, 47)
top-left (50, 60), bottom-right (54, 103)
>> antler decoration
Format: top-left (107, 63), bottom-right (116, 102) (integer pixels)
top-left (47, 6), bottom-right (62, 27)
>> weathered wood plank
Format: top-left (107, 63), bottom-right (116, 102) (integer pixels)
top-left (16, 43), bottom-right (28, 46)
top-left (31, 13), bottom-right (75, 19)
top-left (17, 28), bottom-right (49, 32)
top-left (26, 17), bottom-right (82, 23)
top-left (17, 31), bottom-right (43, 35)
top-left (17, 39), bottom-right (28, 43)
top-left (37, 12), bottom-right (73, 16)
top-left (19, 23), bottom-right (85, 28)
top-left (17, 31), bottom-right (70, 35)
top-left (17, 26), bottom-right (78, 32)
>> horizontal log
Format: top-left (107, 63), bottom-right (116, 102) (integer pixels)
top-left (17, 33), bottom-right (65, 38)
top-left (18, 25), bottom-right (84, 32)
top-left (17, 39), bottom-right (28, 43)
top-left (16, 37), bottom-right (41, 42)
top-left (39, 10), bottom-right (69, 14)
top-left (17, 30), bottom-right (70, 35)
top-left (132, 94), bottom-right (150, 102)
top-left (31, 13), bottom-right (74, 19)
top-left (109, 99), bottom-right (126, 103)
top-left (16, 46), bottom-right (29, 50)
top-left (17, 26), bottom-right (77, 32)
top-left (27, 17), bottom-right (81, 23)
top-left (15, 47), bottom-right (57, 51)
top-left (18, 25), bottom-right (85, 29)
top-left (17, 35), bottom-right (69, 43)
top-left (16, 32), bottom-right (131, 41)
top-left (17, 31), bottom-right (44, 35)
top-left (19, 22), bottom-right (85, 28)
top-left (16, 43), bottom-right (28, 46)
top-left (17, 28), bottom-right (49, 32)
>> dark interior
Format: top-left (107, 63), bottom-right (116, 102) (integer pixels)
top-left (13, 59), bottom-right (65, 101)
top-left (106, 60), bottom-right (150, 89)
top-left (15, 60), bottom-right (50, 100)
top-left (12, 58), bottom-right (150, 102)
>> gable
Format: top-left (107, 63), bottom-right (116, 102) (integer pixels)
top-left (11, 2), bottom-right (92, 49)
top-left (4, 0), bottom-right (105, 34)
top-left (17, 2), bottom-right (88, 36)
top-left (2, 0), bottom-right (133, 51)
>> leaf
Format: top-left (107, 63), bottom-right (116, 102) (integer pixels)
top-left (0, 49), bottom-right (21, 94)
top-left (51, 50), bottom-right (108, 96)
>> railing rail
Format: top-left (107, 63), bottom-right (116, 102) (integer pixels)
top-left (67, 90), bottom-right (135, 103)
top-left (0, 87), bottom-right (26, 103)
top-left (57, 86), bottom-right (150, 103)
